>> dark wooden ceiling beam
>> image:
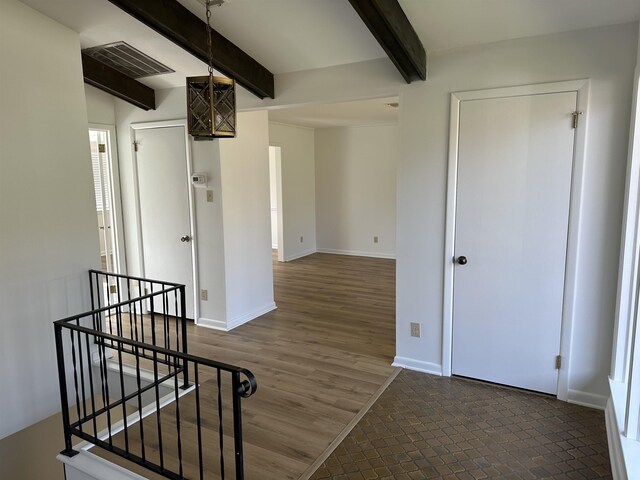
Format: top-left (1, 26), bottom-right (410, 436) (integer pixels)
top-left (348, 0), bottom-right (426, 83)
top-left (107, 0), bottom-right (274, 99)
top-left (82, 53), bottom-right (156, 111)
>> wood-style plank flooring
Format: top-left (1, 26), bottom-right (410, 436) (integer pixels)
top-left (92, 253), bottom-right (396, 479)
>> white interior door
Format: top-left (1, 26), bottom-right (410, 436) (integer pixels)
top-left (452, 92), bottom-right (577, 394)
top-left (135, 125), bottom-right (194, 319)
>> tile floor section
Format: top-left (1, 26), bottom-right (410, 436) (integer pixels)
top-left (310, 370), bottom-right (611, 480)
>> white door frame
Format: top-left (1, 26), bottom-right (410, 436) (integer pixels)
top-left (442, 79), bottom-right (590, 401)
top-left (89, 123), bottom-right (127, 275)
top-left (130, 119), bottom-right (200, 321)
top-left (269, 144), bottom-right (284, 262)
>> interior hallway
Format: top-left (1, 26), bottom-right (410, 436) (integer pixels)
top-left (96, 252), bottom-right (397, 479)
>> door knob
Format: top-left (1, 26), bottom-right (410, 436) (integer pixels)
top-left (180, 235), bottom-right (191, 243)
top-left (456, 256), bottom-right (467, 265)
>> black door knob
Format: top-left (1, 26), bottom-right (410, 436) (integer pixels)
top-left (456, 256), bottom-right (467, 265)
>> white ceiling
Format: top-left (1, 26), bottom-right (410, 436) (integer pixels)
top-left (268, 97), bottom-right (399, 128)
top-left (18, 0), bottom-right (640, 125)
top-left (400, 0), bottom-right (640, 53)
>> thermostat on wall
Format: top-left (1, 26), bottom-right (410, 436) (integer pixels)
top-left (191, 173), bottom-right (208, 187)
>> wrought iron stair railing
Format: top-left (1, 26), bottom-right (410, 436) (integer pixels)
top-left (54, 270), bottom-right (257, 480)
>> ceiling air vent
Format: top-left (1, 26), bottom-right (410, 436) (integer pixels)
top-left (82, 42), bottom-right (174, 79)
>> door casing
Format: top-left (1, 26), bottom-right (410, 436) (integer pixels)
top-left (130, 119), bottom-right (200, 321)
top-left (442, 79), bottom-right (590, 402)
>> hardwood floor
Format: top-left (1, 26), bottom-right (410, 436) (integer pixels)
top-left (92, 253), bottom-right (396, 479)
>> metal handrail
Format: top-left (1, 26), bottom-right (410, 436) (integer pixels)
top-left (55, 270), bottom-right (257, 480)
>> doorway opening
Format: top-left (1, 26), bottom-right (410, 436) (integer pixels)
top-left (89, 126), bottom-right (122, 275)
top-left (269, 145), bottom-right (284, 262)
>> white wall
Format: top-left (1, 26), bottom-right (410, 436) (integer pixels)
top-left (268, 123), bottom-right (317, 261)
top-left (115, 87), bottom-right (228, 324)
top-left (315, 125), bottom-right (398, 259)
top-left (396, 23), bottom-right (638, 405)
top-left (238, 58), bottom-right (402, 111)
top-left (219, 111), bottom-right (275, 328)
top-left (85, 85), bottom-right (116, 125)
top-left (115, 91), bottom-right (274, 330)
top-left (0, 0), bottom-right (100, 439)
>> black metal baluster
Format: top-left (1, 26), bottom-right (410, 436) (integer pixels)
top-left (117, 339), bottom-right (130, 456)
top-left (218, 368), bottom-right (225, 480)
top-left (173, 355), bottom-right (184, 478)
top-left (134, 344), bottom-right (146, 463)
top-left (194, 365), bottom-right (204, 480)
top-left (69, 326), bottom-right (83, 434)
top-left (84, 331), bottom-right (98, 438)
top-left (98, 320), bottom-right (113, 448)
top-left (180, 286), bottom-right (189, 388)
top-left (137, 280), bottom-right (144, 345)
top-left (150, 294), bottom-right (164, 470)
top-left (75, 320), bottom-right (88, 423)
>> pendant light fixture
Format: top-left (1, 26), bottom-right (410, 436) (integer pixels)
top-left (187, 0), bottom-right (236, 139)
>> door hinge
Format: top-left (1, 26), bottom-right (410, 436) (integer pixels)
top-left (555, 355), bottom-right (562, 369)
top-left (109, 284), bottom-right (117, 294)
top-left (133, 141), bottom-right (139, 152)
top-left (572, 111), bottom-right (583, 129)
top-left (98, 143), bottom-right (106, 153)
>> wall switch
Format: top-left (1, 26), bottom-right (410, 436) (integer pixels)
top-left (200, 289), bottom-right (208, 301)
top-left (373, 236), bottom-right (379, 244)
top-left (410, 322), bottom-right (421, 338)
top-left (300, 236), bottom-right (304, 243)
top-left (206, 190), bottom-right (214, 203)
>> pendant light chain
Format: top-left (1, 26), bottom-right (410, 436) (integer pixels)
top-left (206, 1), bottom-right (214, 77)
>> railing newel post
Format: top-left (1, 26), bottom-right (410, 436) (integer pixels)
top-left (232, 371), bottom-right (245, 480)
top-left (55, 323), bottom-right (79, 458)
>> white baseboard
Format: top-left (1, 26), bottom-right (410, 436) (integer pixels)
top-left (392, 356), bottom-right (442, 376)
top-left (199, 303), bottom-right (277, 331)
top-left (317, 248), bottom-right (396, 260)
top-left (58, 451), bottom-right (147, 480)
top-left (606, 397), bottom-right (628, 480)
top-left (227, 302), bottom-right (277, 330)
top-left (284, 249), bottom-right (316, 262)
top-left (197, 317), bottom-right (227, 331)
top-left (567, 389), bottom-right (607, 410)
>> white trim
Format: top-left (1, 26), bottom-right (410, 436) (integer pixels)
top-left (442, 80), bottom-right (590, 402)
top-left (197, 302), bottom-right (277, 331)
top-left (58, 450), bottom-right (147, 480)
top-left (607, 397), bottom-right (629, 480)
top-left (392, 356), bottom-right (443, 376)
top-left (269, 144), bottom-right (285, 263)
top-left (130, 119), bottom-right (200, 321)
top-left (197, 317), bottom-right (227, 331)
top-left (609, 378), bottom-right (640, 479)
top-left (316, 248), bottom-right (396, 260)
top-left (268, 121), bottom-right (315, 131)
top-left (227, 302), bottom-right (277, 330)
top-left (89, 123), bottom-right (127, 276)
top-left (611, 68), bottom-right (640, 383)
top-left (566, 389), bottom-right (607, 410)
top-left (284, 249), bottom-right (317, 262)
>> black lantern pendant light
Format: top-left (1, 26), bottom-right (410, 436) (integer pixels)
top-left (187, 1), bottom-right (236, 139)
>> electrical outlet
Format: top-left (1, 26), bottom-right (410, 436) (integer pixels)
top-left (206, 190), bottom-right (214, 202)
top-left (410, 322), bottom-right (421, 338)
top-left (200, 289), bottom-right (208, 301)
top-left (373, 236), bottom-right (379, 244)
top-left (300, 236), bottom-right (304, 243)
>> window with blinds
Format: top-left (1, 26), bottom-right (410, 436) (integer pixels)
top-left (89, 130), bottom-right (111, 212)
